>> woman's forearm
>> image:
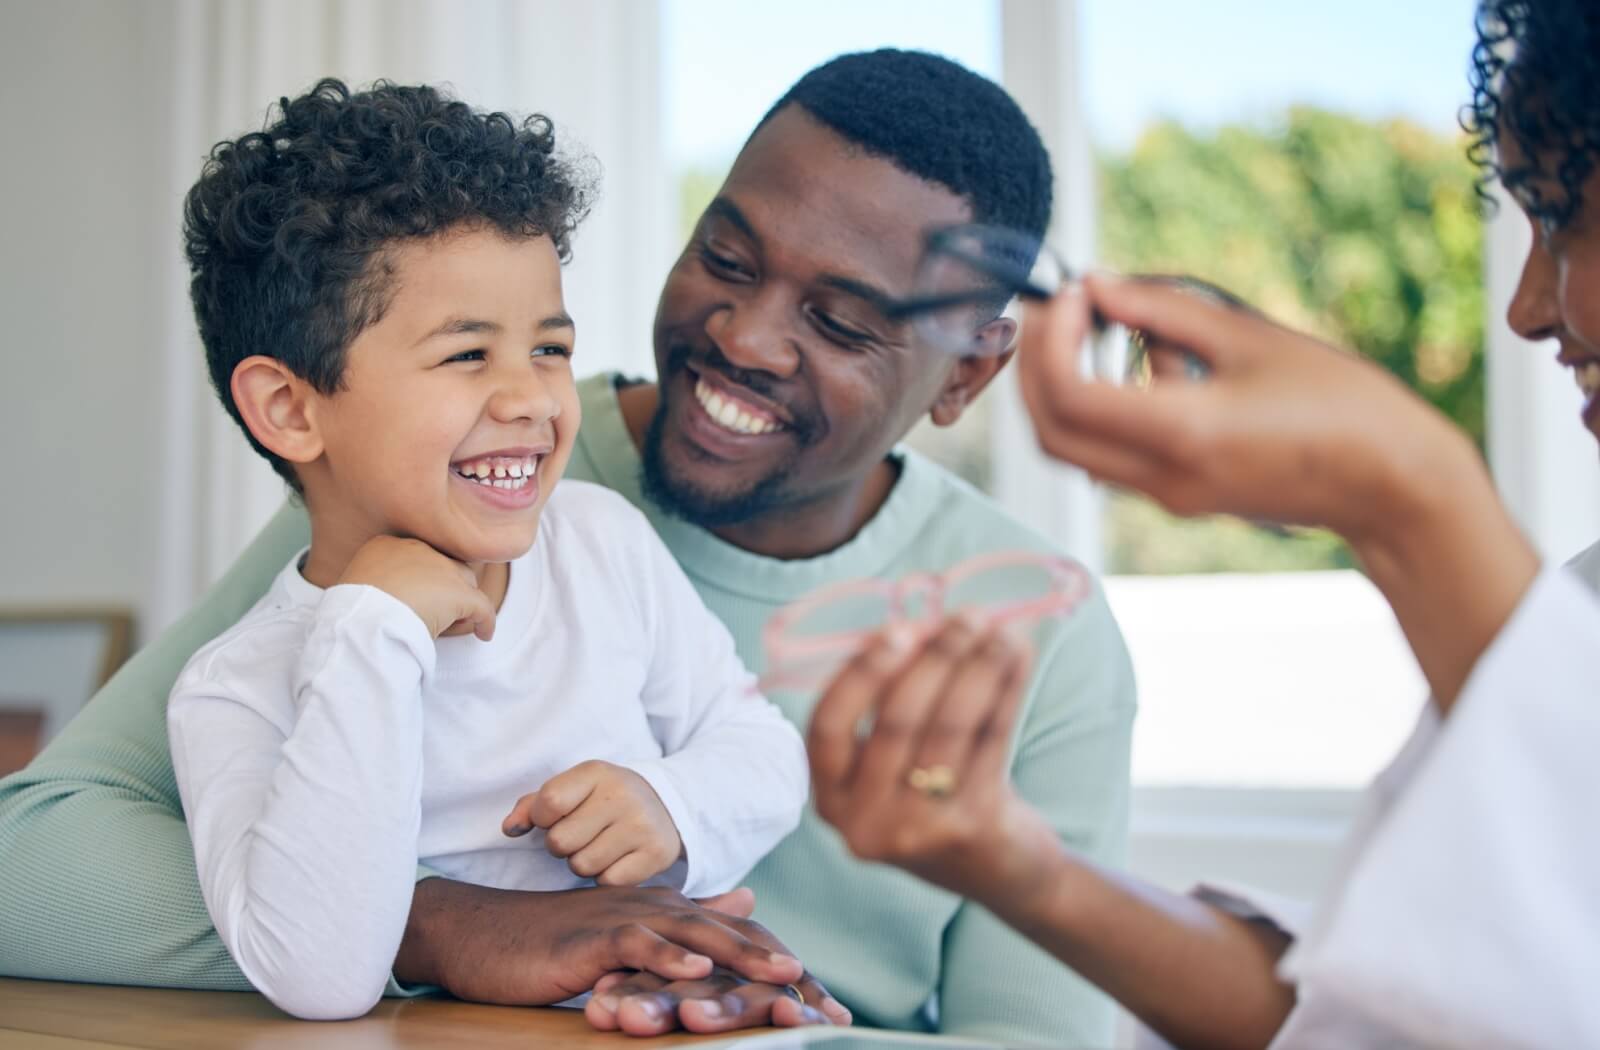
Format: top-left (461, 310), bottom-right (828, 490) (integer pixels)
top-left (1352, 429), bottom-right (1540, 715)
top-left (979, 821), bottom-right (1296, 1050)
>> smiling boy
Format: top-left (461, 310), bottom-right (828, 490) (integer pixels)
top-left (163, 80), bottom-right (807, 1020)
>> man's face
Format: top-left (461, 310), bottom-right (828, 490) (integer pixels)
top-left (644, 106), bottom-right (976, 526)
top-left (301, 227), bottom-right (580, 564)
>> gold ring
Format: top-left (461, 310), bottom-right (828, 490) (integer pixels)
top-left (907, 764), bottom-right (957, 798)
top-left (784, 983), bottom-right (806, 1006)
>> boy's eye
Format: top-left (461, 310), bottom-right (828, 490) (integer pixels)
top-left (444, 349), bottom-right (485, 364)
top-left (532, 344), bottom-right (572, 359)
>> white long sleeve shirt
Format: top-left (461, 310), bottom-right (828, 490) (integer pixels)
top-left (1261, 555), bottom-right (1600, 1047)
top-left (167, 481), bottom-right (808, 1020)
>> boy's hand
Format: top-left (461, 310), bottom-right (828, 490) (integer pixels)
top-left (502, 760), bottom-right (684, 886)
top-left (339, 535), bottom-right (497, 641)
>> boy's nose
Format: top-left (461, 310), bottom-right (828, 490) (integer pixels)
top-left (489, 367), bottom-right (561, 424)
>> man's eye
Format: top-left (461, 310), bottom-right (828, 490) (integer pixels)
top-left (532, 344), bottom-right (572, 359)
top-left (444, 349), bottom-right (485, 364)
top-left (701, 244), bottom-right (753, 280)
top-left (806, 305), bottom-right (872, 345)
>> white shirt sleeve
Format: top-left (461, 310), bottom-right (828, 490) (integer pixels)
top-left (167, 585), bottom-right (435, 1020)
top-left (620, 529), bottom-right (808, 899)
top-left (1271, 566), bottom-right (1600, 1048)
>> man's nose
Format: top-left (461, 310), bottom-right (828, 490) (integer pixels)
top-left (704, 295), bottom-right (802, 379)
top-left (1506, 238), bottom-right (1561, 344)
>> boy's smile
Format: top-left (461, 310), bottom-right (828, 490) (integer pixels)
top-left (294, 226), bottom-right (579, 584)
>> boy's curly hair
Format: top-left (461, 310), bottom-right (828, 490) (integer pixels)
top-left (184, 78), bottom-right (595, 488)
top-left (1464, 0), bottom-right (1600, 228)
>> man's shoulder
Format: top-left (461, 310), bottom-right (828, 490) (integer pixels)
top-left (897, 450), bottom-right (1077, 563)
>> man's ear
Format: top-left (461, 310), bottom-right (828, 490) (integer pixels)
top-left (230, 356), bottom-right (324, 465)
top-left (928, 319), bottom-right (1017, 427)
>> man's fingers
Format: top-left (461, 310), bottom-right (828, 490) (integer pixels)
top-left (695, 886), bottom-right (756, 918)
top-left (650, 913), bottom-right (804, 985)
top-left (602, 923), bottom-right (714, 984)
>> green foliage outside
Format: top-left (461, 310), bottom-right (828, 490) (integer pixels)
top-left (673, 107), bottom-right (1486, 575)
top-left (1099, 107), bottom-right (1485, 574)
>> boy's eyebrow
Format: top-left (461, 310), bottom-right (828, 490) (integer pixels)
top-left (417, 312), bottom-right (574, 344)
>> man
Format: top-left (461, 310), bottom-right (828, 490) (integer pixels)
top-left (0, 50), bottom-right (1134, 1045)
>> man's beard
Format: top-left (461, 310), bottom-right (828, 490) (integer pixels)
top-left (639, 393), bottom-right (803, 529)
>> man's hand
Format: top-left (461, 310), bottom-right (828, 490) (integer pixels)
top-left (584, 969), bottom-right (851, 1036)
top-left (502, 760), bottom-right (683, 886)
top-left (339, 535), bottom-right (497, 640)
top-left (394, 879), bottom-right (805, 1005)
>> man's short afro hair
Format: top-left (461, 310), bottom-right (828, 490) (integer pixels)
top-left (755, 48), bottom-right (1052, 239)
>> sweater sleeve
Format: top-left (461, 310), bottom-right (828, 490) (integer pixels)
top-left (622, 526), bottom-right (808, 899)
top-left (937, 582), bottom-right (1136, 1046)
top-left (167, 585), bottom-right (434, 1021)
top-left (0, 503), bottom-right (308, 990)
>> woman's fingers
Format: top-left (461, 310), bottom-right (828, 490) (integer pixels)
top-left (907, 629), bottom-right (1030, 786)
top-left (967, 640), bottom-right (1033, 786)
top-left (807, 627), bottom-right (916, 795)
top-left (848, 616), bottom-right (989, 804)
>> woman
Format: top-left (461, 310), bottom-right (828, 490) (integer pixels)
top-left (807, 2), bottom-right (1600, 1046)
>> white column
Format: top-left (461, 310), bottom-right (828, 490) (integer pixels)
top-left (1484, 183), bottom-right (1600, 563)
top-left (997, 0), bottom-right (1104, 571)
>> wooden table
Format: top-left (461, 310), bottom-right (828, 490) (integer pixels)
top-left (0, 978), bottom-right (746, 1049)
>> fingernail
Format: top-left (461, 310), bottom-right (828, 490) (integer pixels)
top-left (596, 994), bottom-right (619, 1014)
top-left (883, 624), bottom-right (916, 653)
top-left (696, 999), bottom-right (724, 1019)
top-left (638, 1000), bottom-right (664, 1022)
top-left (503, 823), bottom-right (530, 836)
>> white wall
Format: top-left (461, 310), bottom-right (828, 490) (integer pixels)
top-left (0, 1), bottom-right (169, 639)
top-left (0, 1), bottom-right (670, 648)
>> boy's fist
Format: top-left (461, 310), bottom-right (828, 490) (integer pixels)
top-left (339, 535), bottom-right (497, 641)
top-left (502, 760), bottom-right (684, 887)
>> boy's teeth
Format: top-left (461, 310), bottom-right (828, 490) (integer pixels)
top-left (694, 378), bottom-right (781, 435)
top-left (454, 455), bottom-right (540, 488)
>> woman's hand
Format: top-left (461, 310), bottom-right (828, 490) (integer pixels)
top-left (806, 616), bottom-right (1060, 906)
top-left (1019, 274), bottom-right (1538, 709)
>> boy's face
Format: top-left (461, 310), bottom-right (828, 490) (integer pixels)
top-left (303, 227), bottom-right (578, 565)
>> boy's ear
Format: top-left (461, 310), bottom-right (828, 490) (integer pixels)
top-left (928, 320), bottom-right (1017, 427)
top-left (230, 356), bottom-right (324, 465)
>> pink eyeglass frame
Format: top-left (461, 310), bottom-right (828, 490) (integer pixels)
top-left (758, 550), bottom-right (1092, 692)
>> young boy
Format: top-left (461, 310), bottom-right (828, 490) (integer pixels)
top-left (166, 79), bottom-right (808, 1021)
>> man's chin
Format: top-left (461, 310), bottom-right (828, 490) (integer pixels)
top-left (641, 418), bottom-right (790, 528)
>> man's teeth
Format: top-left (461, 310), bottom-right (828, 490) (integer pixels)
top-left (1576, 360), bottom-right (1600, 401)
top-left (453, 455), bottom-right (540, 489)
top-left (694, 378), bottom-right (782, 435)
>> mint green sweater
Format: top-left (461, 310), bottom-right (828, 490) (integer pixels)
top-left (0, 373), bottom-right (1135, 1045)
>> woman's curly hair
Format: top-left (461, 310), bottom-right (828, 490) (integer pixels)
top-left (184, 78), bottom-right (596, 487)
top-left (1464, 0), bottom-right (1600, 228)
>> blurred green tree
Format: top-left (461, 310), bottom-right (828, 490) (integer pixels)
top-left (1098, 108), bottom-right (1485, 574)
